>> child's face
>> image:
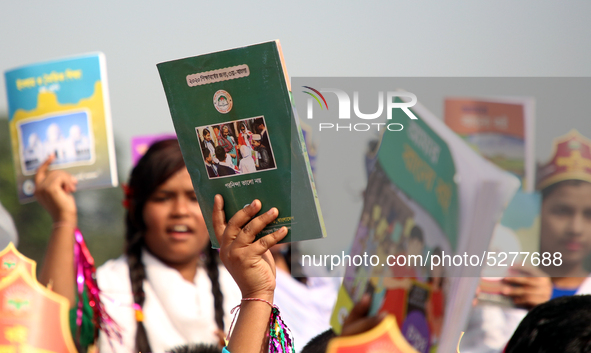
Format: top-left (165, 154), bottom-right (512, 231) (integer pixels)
top-left (142, 168), bottom-right (209, 267)
top-left (204, 133), bottom-right (211, 141)
top-left (540, 182), bottom-right (591, 267)
top-left (252, 140), bottom-right (260, 147)
top-left (206, 154), bottom-right (212, 163)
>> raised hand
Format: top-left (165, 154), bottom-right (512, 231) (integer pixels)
top-left (212, 195), bottom-right (287, 300)
top-left (502, 266), bottom-right (552, 309)
top-left (35, 155), bottom-right (78, 305)
top-left (34, 155), bottom-right (78, 224)
top-left (212, 195), bottom-right (288, 353)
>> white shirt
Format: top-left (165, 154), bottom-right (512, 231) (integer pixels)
top-left (96, 250), bottom-right (241, 353)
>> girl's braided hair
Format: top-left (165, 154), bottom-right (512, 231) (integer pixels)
top-left (124, 139), bottom-right (224, 352)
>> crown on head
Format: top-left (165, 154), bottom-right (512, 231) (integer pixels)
top-left (536, 130), bottom-right (591, 190)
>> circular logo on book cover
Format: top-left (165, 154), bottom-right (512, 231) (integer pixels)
top-left (213, 90), bottom-right (233, 114)
top-left (23, 179), bottom-right (35, 196)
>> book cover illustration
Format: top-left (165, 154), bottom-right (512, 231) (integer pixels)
top-left (0, 244), bottom-right (77, 353)
top-left (157, 41), bottom-right (325, 247)
top-left (332, 115), bottom-right (458, 352)
top-left (444, 97), bottom-right (535, 191)
top-left (195, 116), bottom-right (277, 178)
top-left (4, 53), bottom-right (118, 203)
top-left (326, 315), bottom-right (419, 353)
top-left (354, 166), bottom-right (448, 352)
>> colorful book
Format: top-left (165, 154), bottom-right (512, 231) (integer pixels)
top-left (157, 40), bottom-right (326, 247)
top-left (444, 97), bottom-right (540, 307)
top-left (331, 97), bottom-right (520, 353)
top-left (4, 53), bottom-right (118, 203)
top-left (444, 97), bottom-right (535, 191)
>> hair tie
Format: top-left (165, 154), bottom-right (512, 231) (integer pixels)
top-left (121, 184), bottom-right (133, 209)
top-left (133, 303), bottom-right (144, 322)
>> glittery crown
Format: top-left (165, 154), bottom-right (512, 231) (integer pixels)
top-left (536, 130), bottom-right (591, 190)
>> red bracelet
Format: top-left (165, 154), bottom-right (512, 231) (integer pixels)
top-left (227, 298), bottom-right (275, 341)
top-left (241, 297), bottom-right (274, 307)
top-left (227, 298), bottom-right (295, 353)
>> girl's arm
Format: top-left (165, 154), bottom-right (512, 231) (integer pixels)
top-left (212, 195), bottom-right (288, 353)
top-left (35, 156), bottom-right (78, 307)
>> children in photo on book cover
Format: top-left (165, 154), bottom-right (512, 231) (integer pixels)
top-left (460, 130), bottom-right (591, 353)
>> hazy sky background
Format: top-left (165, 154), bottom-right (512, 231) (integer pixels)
top-left (2, 1), bottom-right (590, 169)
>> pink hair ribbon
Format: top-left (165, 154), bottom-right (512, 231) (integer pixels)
top-left (74, 228), bottom-right (122, 349)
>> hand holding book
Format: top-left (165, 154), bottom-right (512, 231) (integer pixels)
top-left (212, 195), bottom-right (287, 301)
top-left (34, 156), bottom-right (78, 225)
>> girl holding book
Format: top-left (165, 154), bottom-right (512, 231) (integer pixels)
top-left (35, 139), bottom-right (248, 352)
top-left (461, 130), bottom-right (591, 353)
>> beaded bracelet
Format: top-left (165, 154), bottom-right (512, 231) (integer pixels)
top-left (227, 298), bottom-right (295, 353)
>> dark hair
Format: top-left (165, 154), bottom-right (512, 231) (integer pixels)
top-left (301, 329), bottom-right (337, 353)
top-left (124, 139), bottom-right (224, 352)
top-left (203, 128), bottom-right (210, 137)
top-left (203, 148), bottom-right (211, 159)
top-left (505, 295), bottom-right (591, 352)
top-left (409, 225), bottom-right (424, 243)
top-left (215, 146), bottom-right (226, 161)
top-left (541, 179), bottom-right (591, 200)
top-left (169, 343), bottom-right (220, 353)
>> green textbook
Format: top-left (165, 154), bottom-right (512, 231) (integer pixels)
top-left (157, 40), bottom-right (326, 247)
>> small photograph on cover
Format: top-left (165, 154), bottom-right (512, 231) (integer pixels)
top-left (17, 110), bottom-right (94, 175)
top-left (195, 115), bottom-right (277, 179)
